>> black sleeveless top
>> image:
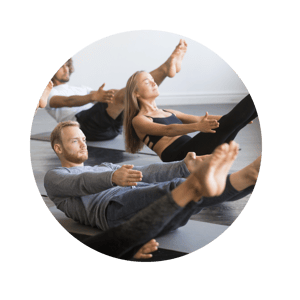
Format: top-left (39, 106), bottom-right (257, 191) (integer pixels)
top-left (142, 110), bottom-right (182, 150)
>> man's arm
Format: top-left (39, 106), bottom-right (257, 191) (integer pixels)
top-left (50, 94), bottom-right (94, 108)
top-left (44, 168), bottom-right (115, 198)
top-left (133, 153), bottom-right (212, 184)
top-left (133, 160), bottom-right (190, 183)
top-left (49, 83), bottom-right (115, 108)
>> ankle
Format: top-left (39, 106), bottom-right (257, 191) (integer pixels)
top-left (186, 174), bottom-right (203, 201)
top-left (245, 166), bottom-right (258, 186)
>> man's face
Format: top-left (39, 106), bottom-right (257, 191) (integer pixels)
top-left (59, 126), bottom-right (88, 165)
top-left (54, 63), bottom-right (70, 84)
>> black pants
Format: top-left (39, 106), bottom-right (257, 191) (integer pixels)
top-left (75, 103), bottom-right (123, 141)
top-left (161, 94), bottom-right (258, 162)
top-left (82, 176), bottom-right (254, 260)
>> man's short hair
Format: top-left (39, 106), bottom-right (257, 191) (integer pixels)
top-left (50, 121), bottom-right (80, 151)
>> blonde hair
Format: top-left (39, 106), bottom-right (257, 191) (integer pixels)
top-left (123, 71), bottom-right (145, 153)
top-left (50, 121), bottom-right (80, 152)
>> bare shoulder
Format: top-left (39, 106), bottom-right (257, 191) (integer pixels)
top-left (133, 114), bottom-right (153, 125)
top-left (165, 108), bottom-right (183, 116)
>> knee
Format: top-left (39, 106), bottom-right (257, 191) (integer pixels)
top-left (114, 89), bottom-right (125, 106)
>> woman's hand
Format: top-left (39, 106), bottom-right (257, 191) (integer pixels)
top-left (197, 112), bottom-right (219, 133)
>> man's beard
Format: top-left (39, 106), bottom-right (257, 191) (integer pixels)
top-left (62, 148), bottom-right (88, 164)
top-left (58, 77), bottom-right (69, 84)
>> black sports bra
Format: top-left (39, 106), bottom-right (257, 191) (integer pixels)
top-left (142, 110), bottom-right (182, 150)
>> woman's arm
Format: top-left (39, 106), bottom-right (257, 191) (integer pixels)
top-left (133, 113), bottom-right (219, 137)
top-left (167, 109), bottom-right (222, 123)
top-left (166, 109), bottom-right (203, 124)
top-left (207, 114), bottom-right (222, 121)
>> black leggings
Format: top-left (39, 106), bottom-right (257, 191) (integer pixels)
top-left (81, 176), bottom-right (254, 260)
top-left (161, 94), bottom-right (257, 162)
top-left (82, 193), bottom-right (183, 260)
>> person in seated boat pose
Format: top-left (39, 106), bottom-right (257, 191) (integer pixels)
top-left (123, 71), bottom-right (257, 162)
top-left (44, 120), bottom-right (261, 260)
top-left (45, 39), bottom-right (188, 141)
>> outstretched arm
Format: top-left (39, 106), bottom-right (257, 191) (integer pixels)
top-left (49, 83), bottom-right (115, 108)
top-left (44, 167), bottom-right (115, 198)
top-left (168, 109), bottom-right (222, 123)
top-left (113, 153), bottom-right (213, 186)
top-left (133, 160), bottom-right (190, 183)
top-left (133, 113), bottom-right (219, 139)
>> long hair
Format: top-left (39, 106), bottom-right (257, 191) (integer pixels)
top-left (51, 58), bottom-right (74, 83)
top-left (123, 71), bottom-right (145, 153)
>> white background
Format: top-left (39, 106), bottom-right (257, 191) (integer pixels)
top-left (68, 30), bottom-right (248, 104)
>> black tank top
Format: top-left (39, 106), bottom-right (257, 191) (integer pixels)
top-left (142, 110), bottom-right (182, 150)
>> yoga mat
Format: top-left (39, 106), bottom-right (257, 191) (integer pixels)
top-left (45, 197), bottom-right (228, 255)
top-left (156, 220), bottom-right (228, 253)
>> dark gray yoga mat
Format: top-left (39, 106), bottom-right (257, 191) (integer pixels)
top-left (45, 197), bottom-right (228, 254)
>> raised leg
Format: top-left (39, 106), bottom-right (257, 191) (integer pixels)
top-left (168, 94), bottom-right (258, 159)
top-left (150, 39), bottom-right (188, 85)
top-left (36, 81), bottom-right (53, 112)
top-left (229, 155), bottom-right (261, 191)
top-left (106, 39), bottom-right (188, 119)
top-left (83, 141), bottom-right (239, 259)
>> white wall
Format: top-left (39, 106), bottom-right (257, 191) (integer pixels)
top-left (63, 30), bottom-right (248, 105)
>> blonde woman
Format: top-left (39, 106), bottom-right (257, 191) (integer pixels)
top-left (124, 71), bottom-right (257, 162)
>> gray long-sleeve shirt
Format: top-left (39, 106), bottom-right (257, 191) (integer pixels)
top-left (44, 161), bottom-right (190, 230)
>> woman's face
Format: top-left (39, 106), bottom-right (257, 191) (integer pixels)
top-left (135, 72), bottom-right (159, 100)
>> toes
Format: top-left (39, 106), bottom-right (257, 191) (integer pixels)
top-left (228, 141), bottom-right (239, 159)
top-left (218, 143), bottom-right (229, 153)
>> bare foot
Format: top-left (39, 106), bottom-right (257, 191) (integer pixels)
top-left (245, 155), bottom-right (261, 185)
top-left (191, 141), bottom-right (239, 198)
top-left (228, 155), bottom-right (261, 191)
top-left (133, 239), bottom-right (159, 259)
top-left (39, 81), bottom-right (53, 108)
top-left (184, 152), bottom-right (212, 173)
top-left (164, 39), bottom-right (188, 78)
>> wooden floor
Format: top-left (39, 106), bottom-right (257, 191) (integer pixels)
top-left (31, 103), bottom-right (262, 227)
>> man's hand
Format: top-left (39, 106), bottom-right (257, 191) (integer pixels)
top-left (184, 152), bottom-right (211, 173)
top-left (91, 83), bottom-right (115, 103)
top-left (197, 112), bottom-right (219, 133)
top-left (133, 239), bottom-right (159, 259)
top-left (112, 165), bottom-right (143, 186)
